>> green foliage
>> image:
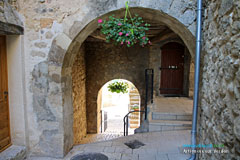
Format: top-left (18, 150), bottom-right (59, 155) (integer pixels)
top-left (107, 82), bottom-right (129, 94)
top-left (131, 105), bottom-right (139, 110)
top-left (98, 14), bottom-right (151, 47)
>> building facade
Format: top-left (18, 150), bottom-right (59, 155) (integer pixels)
top-left (0, 0), bottom-right (239, 159)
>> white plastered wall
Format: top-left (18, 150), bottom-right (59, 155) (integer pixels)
top-left (7, 35), bottom-right (27, 147)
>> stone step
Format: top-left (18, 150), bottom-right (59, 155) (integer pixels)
top-left (130, 90), bottom-right (139, 93)
top-left (129, 119), bottom-right (139, 122)
top-left (129, 116), bottom-right (139, 120)
top-left (130, 125), bottom-right (139, 129)
top-left (130, 98), bottom-right (140, 101)
top-left (130, 103), bottom-right (140, 106)
top-left (129, 93), bottom-right (140, 96)
top-left (152, 112), bottom-right (192, 121)
top-left (149, 120), bottom-right (192, 132)
top-left (130, 101), bottom-right (139, 103)
top-left (130, 99), bottom-right (140, 102)
top-left (130, 96), bottom-right (140, 98)
top-left (130, 121), bottom-right (139, 125)
top-left (129, 112), bottom-right (140, 115)
top-left (129, 123), bottom-right (140, 127)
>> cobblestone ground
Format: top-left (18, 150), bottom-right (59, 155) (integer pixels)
top-left (79, 119), bottom-right (135, 144)
top-left (29, 130), bottom-right (191, 160)
top-left (67, 130), bottom-right (191, 160)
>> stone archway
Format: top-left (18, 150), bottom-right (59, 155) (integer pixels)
top-left (97, 79), bottom-right (141, 136)
top-left (31, 4), bottom-right (196, 158)
top-left (61, 8), bottom-right (196, 155)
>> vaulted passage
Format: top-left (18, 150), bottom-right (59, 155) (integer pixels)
top-left (71, 41), bottom-right (147, 144)
top-left (41, 7), bottom-right (197, 156)
top-left (70, 10), bottom-right (195, 146)
top-left (0, 0), bottom-right (239, 159)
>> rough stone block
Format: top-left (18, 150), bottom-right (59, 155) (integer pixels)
top-left (0, 145), bottom-right (26, 160)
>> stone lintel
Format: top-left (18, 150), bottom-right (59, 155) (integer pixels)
top-left (0, 21), bottom-right (24, 35)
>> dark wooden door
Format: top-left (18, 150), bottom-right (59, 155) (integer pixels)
top-left (160, 42), bottom-right (184, 95)
top-left (0, 36), bottom-right (11, 151)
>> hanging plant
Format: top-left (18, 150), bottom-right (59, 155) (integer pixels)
top-left (98, 1), bottom-right (151, 47)
top-left (108, 81), bottom-right (129, 94)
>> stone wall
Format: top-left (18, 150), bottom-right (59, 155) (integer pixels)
top-left (189, 61), bottom-right (195, 98)
top-left (14, 0), bottom-right (197, 157)
top-left (0, 0), bottom-right (23, 34)
top-left (85, 42), bottom-right (149, 133)
top-left (198, 0), bottom-right (240, 159)
top-left (97, 88), bottom-right (103, 133)
top-left (72, 45), bottom-right (87, 144)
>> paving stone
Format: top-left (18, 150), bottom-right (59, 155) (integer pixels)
top-left (101, 152), bottom-right (121, 160)
top-left (0, 145), bottom-right (26, 160)
top-left (104, 146), bottom-right (116, 153)
top-left (155, 154), bottom-right (169, 160)
top-left (167, 153), bottom-right (190, 160)
top-left (71, 153), bottom-right (108, 160)
top-left (83, 146), bottom-right (104, 152)
top-left (139, 154), bottom-right (156, 160)
top-left (133, 148), bottom-right (158, 155)
top-left (65, 131), bottom-right (190, 160)
top-left (115, 147), bottom-right (132, 154)
top-left (121, 153), bottom-right (138, 160)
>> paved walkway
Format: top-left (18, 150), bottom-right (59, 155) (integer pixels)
top-left (28, 130), bottom-right (191, 160)
top-left (153, 97), bottom-right (193, 114)
top-left (78, 133), bottom-right (123, 144)
top-left (79, 119), bottom-right (134, 145)
top-left (79, 97), bottom-right (193, 145)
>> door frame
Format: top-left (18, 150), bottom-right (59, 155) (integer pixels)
top-left (0, 35), bottom-right (11, 152)
top-left (159, 42), bottom-right (190, 97)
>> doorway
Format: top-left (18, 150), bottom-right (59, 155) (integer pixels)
top-left (99, 79), bottom-right (141, 135)
top-left (78, 79), bottom-right (141, 144)
top-left (0, 36), bottom-right (11, 152)
top-left (160, 42), bottom-right (185, 96)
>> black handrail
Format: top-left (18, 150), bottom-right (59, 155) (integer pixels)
top-left (123, 110), bottom-right (145, 136)
top-left (100, 110), bottom-right (103, 133)
top-left (145, 69), bottom-right (154, 120)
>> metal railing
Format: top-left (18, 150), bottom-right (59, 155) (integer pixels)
top-left (123, 69), bottom-right (154, 136)
top-left (145, 69), bottom-right (154, 120)
top-left (123, 110), bottom-right (145, 136)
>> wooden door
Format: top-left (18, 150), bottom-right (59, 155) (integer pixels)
top-left (0, 36), bottom-right (11, 151)
top-left (160, 42), bottom-right (184, 95)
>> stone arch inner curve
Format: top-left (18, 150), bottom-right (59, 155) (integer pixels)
top-left (97, 79), bottom-right (142, 134)
top-left (45, 7), bottom-right (196, 157)
top-left (62, 8), bottom-right (195, 72)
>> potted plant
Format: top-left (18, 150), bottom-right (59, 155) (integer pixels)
top-left (98, 1), bottom-right (151, 47)
top-left (131, 105), bottom-right (140, 111)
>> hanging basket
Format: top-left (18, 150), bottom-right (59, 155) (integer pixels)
top-left (107, 81), bottom-right (129, 94)
top-left (98, 1), bottom-right (151, 47)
